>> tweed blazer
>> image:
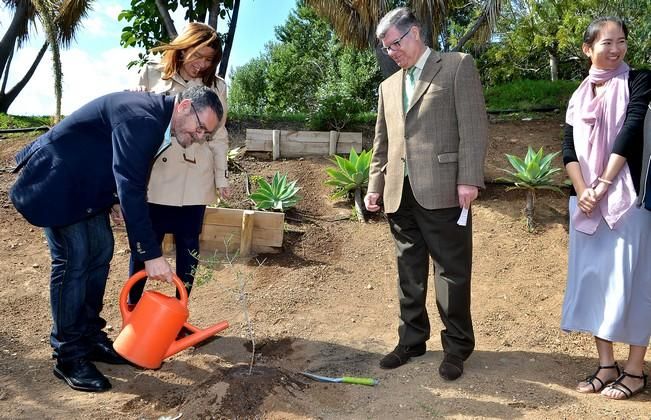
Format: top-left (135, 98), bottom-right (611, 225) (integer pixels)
top-left (138, 63), bottom-right (229, 206)
top-left (368, 50), bottom-right (488, 213)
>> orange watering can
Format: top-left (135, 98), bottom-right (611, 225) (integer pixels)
top-left (113, 270), bottom-right (229, 369)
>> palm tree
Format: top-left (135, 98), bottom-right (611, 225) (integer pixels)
top-left (0, 0), bottom-right (93, 119)
top-left (304, 0), bottom-right (502, 78)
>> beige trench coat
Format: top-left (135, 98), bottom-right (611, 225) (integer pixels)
top-left (138, 63), bottom-right (229, 206)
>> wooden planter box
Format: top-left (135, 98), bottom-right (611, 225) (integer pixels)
top-left (163, 207), bottom-right (285, 257)
top-left (246, 129), bottom-right (363, 159)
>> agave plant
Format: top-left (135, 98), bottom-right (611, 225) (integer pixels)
top-left (324, 148), bottom-right (372, 222)
top-left (496, 146), bottom-right (562, 232)
top-left (249, 172), bottom-right (301, 212)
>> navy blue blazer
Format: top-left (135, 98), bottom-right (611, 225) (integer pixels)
top-left (10, 91), bottom-right (176, 262)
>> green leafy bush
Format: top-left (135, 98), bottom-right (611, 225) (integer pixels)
top-left (484, 80), bottom-right (579, 112)
top-left (0, 113), bottom-right (52, 129)
top-left (307, 92), bottom-right (365, 131)
top-left (249, 172), bottom-right (301, 211)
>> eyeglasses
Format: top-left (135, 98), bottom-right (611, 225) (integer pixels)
top-left (380, 27), bottom-right (412, 55)
top-left (190, 102), bottom-right (215, 142)
top-left (190, 102), bottom-right (208, 135)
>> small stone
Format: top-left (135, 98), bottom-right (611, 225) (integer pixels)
top-left (366, 284), bottom-right (373, 290)
top-left (32, 263), bottom-right (40, 268)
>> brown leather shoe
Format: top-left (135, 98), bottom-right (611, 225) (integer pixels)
top-left (379, 343), bottom-right (426, 369)
top-left (439, 353), bottom-right (464, 380)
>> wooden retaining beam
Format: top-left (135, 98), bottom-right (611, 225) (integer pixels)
top-left (246, 129), bottom-right (363, 159)
top-left (162, 207), bottom-right (285, 257)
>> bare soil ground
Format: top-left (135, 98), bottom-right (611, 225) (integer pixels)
top-left (0, 115), bottom-right (649, 419)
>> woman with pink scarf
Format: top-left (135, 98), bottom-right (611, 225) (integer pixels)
top-left (561, 17), bottom-right (651, 400)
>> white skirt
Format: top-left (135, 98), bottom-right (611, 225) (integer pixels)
top-left (561, 196), bottom-right (651, 346)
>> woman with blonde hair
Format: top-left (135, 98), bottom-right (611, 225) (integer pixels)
top-left (126, 22), bottom-right (231, 303)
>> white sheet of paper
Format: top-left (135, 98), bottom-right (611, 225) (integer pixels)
top-left (457, 207), bottom-right (469, 226)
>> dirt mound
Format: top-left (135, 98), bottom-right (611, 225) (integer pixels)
top-left (0, 116), bottom-right (649, 419)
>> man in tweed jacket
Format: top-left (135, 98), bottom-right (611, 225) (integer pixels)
top-left (365, 7), bottom-right (488, 381)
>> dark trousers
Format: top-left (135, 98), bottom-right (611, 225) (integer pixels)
top-left (128, 204), bottom-right (204, 304)
top-left (387, 180), bottom-right (475, 360)
top-left (44, 211), bottom-right (113, 362)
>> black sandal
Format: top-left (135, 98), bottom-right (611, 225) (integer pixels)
top-left (602, 370), bottom-right (648, 400)
top-left (578, 363), bottom-right (621, 393)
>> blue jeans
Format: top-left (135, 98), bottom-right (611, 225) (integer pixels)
top-left (44, 211), bottom-right (114, 362)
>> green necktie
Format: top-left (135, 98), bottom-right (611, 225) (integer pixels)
top-left (403, 67), bottom-right (416, 113)
top-left (403, 67), bottom-right (416, 177)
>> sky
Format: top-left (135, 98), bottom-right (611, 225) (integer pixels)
top-left (0, 0), bottom-right (297, 116)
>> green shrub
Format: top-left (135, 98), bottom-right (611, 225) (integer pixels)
top-left (484, 79), bottom-right (579, 112)
top-left (0, 113), bottom-right (52, 129)
top-left (249, 172), bottom-right (301, 211)
top-left (307, 92), bottom-right (365, 131)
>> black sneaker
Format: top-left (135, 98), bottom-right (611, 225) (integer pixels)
top-left (379, 343), bottom-right (426, 369)
top-left (53, 358), bottom-right (111, 392)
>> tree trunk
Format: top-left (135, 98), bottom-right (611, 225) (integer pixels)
top-left (0, 0), bottom-right (28, 85)
top-left (549, 52), bottom-right (558, 82)
top-left (354, 188), bottom-right (366, 223)
top-left (155, 0), bottom-right (178, 38)
top-left (0, 42), bottom-right (48, 114)
top-left (419, 9), bottom-right (434, 49)
top-left (51, 40), bottom-right (62, 123)
top-left (33, 0), bottom-right (62, 122)
top-left (525, 189), bottom-right (535, 232)
top-left (452, 12), bottom-right (487, 52)
top-left (1, 48), bottom-right (14, 94)
top-left (208, 0), bottom-right (220, 29)
top-left (218, 0), bottom-right (240, 78)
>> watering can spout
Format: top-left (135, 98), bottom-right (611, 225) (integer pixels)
top-left (165, 321), bottom-right (230, 359)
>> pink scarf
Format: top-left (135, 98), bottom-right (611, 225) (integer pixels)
top-left (565, 62), bottom-right (635, 234)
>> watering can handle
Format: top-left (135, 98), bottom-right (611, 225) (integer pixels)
top-left (119, 270), bottom-right (188, 322)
